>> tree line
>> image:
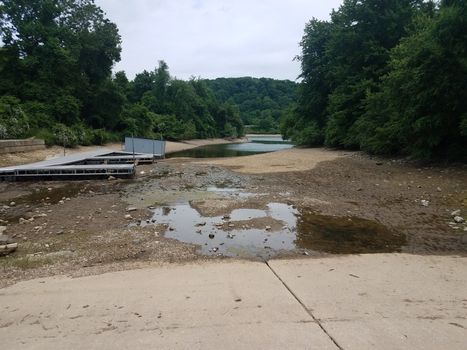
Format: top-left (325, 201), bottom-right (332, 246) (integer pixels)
top-left (0, 0), bottom-right (244, 146)
top-left (204, 77), bottom-right (297, 134)
top-left (282, 0), bottom-right (466, 160)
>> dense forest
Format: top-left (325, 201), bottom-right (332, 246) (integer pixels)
top-left (204, 78), bottom-right (297, 133)
top-left (0, 0), bottom-right (244, 146)
top-left (282, 0), bottom-right (467, 160)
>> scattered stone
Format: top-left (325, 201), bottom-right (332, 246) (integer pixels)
top-left (124, 214), bottom-right (132, 220)
top-left (451, 210), bottom-right (461, 217)
top-left (127, 207), bottom-right (137, 212)
top-left (65, 197), bottom-right (71, 201)
top-left (420, 200), bottom-right (429, 207)
top-left (9, 201), bottom-right (16, 206)
top-left (58, 200), bottom-right (65, 205)
top-left (454, 216), bottom-right (465, 224)
top-left (265, 226), bottom-right (271, 231)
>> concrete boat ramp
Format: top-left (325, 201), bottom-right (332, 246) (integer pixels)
top-left (0, 149), bottom-right (162, 181)
top-left (1, 254), bottom-right (466, 349)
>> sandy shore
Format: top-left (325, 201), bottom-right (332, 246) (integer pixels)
top-left (197, 147), bottom-right (344, 174)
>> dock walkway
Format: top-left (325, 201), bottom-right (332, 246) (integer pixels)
top-left (0, 149), bottom-right (161, 181)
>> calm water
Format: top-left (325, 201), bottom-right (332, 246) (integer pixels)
top-left (167, 135), bottom-right (293, 158)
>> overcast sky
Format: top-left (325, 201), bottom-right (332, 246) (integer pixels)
top-left (94, 0), bottom-right (343, 81)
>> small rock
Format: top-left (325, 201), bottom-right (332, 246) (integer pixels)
top-left (420, 200), bottom-right (429, 207)
top-left (58, 200), bottom-right (65, 205)
top-left (65, 197), bottom-right (71, 201)
top-left (0, 242), bottom-right (18, 255)
top-left (212, 247), bottom-right (218, 252)
top-left (208, 233), bottom-right (215, 239)
top-left (222, 215), bottom-right (231, 220)
top-left (451, 210), bottom-right (461, 217)
top-left (0, 226), bottom-right (7, 234)
top-left (196, 229), bottom-right (202, 234)
top-left (124, 214), bottom-right (132, 220)
top-left (9, 201), bottom-right (16, 206)
top-left (108, 176), bottom-right (116, 181)
top-left (47, 187), bottom-right (52, 191)
top-left (436, 187), bottom-right (442, 192)
top-left (127, 207), bottom-right (137, 212)
top-left (228, 223), bottom-right (235, 228)
top-left (140, 171), bottom-right (146, 175)
top-left (454, 216), bottom-right (465, 224)
top-left (19, 217), bottom-right (27, 224)
top-left (265, 226), bottom-right (271, 231)
top-left (195, 222), bottom-right (206, 227)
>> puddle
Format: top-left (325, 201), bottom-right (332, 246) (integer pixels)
top-left (141, 201), bottom-right (406, 259)
top-left (296, 210), bottom-right (406, 254)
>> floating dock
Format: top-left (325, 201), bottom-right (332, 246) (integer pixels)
top-left (0, 149), bottom-right (159, 181)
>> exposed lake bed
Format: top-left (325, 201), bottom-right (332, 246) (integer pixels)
top-left (0, 141), bottom-right (466, 286)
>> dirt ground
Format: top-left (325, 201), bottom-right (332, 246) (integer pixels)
top-left (0, 145), bottom-right (466, 287)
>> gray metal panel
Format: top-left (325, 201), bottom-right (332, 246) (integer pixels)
top-left (124, 137), bottom-right (166, 157)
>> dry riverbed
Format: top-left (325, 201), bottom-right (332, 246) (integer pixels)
top-left (0, 147), bottom-right (466, 287)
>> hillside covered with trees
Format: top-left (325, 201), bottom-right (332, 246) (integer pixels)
top-left (282, 0), bottom-right (467, 160)
top-left (204, 78), bottom-right (298, 133)
top-left (0, 0), bottom-right (244, 146)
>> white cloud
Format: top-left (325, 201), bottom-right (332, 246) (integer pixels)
top-left (95, 0), bottom-right (343, 80)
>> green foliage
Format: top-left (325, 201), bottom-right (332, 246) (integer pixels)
top-left (204, 77), bottom-right (297, 133)
top-left (285, 0), bottom-right (467, 160)
top-left (0, 95), bottom-right (30, 139)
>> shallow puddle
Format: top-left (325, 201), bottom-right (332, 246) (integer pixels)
top-left (142, 200), bottom-right (405, 259)
top-left (296, 210), bottom-right (406, 254)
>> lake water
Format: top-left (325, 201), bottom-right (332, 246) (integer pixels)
top-left (167, 135), bottom-right (293, 158)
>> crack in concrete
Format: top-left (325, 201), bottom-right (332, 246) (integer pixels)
top-left (265, 261), bottom-right (344, 350)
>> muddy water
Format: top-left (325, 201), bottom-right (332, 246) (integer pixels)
top-left (143, 197), bottom-right (405, 259)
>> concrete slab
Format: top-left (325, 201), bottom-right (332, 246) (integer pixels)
top-left (0, 261), bottom-right (338, 350)
top-left (269, 254), bottom-right (467, 350)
